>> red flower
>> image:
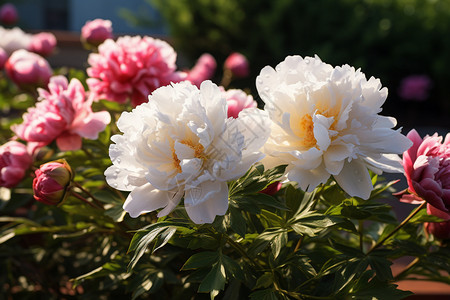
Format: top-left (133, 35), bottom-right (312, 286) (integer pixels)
top-left (33, 160), bottom-right (73, 205)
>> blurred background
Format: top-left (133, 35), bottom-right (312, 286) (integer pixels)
top-left (5, 0), bottom-right (450, 130)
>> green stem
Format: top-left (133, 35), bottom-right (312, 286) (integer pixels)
top-left (70, 190), bottom-right (102, 209)
top-left (394, 257), bottom-right (420, 281)
top-left (72, 181), bottom-right (104, 208)
top-left (294, 235), bottom-right (304, 252)
top-left (367, 202), bottom-right (426, 255)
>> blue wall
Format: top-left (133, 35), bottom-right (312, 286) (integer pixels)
top-left (13, 0), bottom-right (166, 34)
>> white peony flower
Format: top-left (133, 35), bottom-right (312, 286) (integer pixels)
top-left (256, 55), bottom-right (412, 199)
top-left (0, 26), bottom-right (32, 55)
top-left (105, 81), bottom-right (270, 223)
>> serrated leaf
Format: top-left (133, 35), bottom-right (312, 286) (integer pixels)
top-left (221, 254), bottom-right (245, 281)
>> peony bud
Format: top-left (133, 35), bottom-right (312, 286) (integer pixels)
top-left (0, 47), bottom-right (7, 69)
top-left (5, 49), bottom-right (52, 89)
top-left (259, 181), bottom-right (282, 196)
top-left (33, 160), bottom-right (73, 205)
top-left (0, 3), bottom-right (18, 25)
top-left (186, 53), bottom-right (217, 87)
top-left (81, 19), bottom-right (113, 48)
top-left (0, 141), bottom-right (32, 188)
top-left (29, 32), bottom-right (57, 57)
top-left (224, 52), bottom-right (249, 78)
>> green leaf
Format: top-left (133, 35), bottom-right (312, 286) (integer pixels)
top-left (254, 272), bottom-right (273, 289)
top-left (182, 251), bottom-right (219, 270)
top-left (198, 261), bottom-right (226, 293)
top-left (221, 254), bottom-right (245, 281)
top-left (229, 206), bottom-right (247, 238)
top-left (367, 255), bottom-right (393, 281)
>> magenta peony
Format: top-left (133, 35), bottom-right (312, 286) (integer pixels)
top-left (5, 49), bottom-right (52, 88)
top-left (425, 204), bottom-right (450, 240)
top-left (87, 36), bottom-right (186, 107)
top-left (29, 32), bottom-right (57, 57)
top-left (186, 53), bottom-right (217, 87)
top-left (221, 87), bottom-right (257, 118)
top-left (0, 3), bottom-right (18, 25)
top-left (33, 160), bottom-right (73, 205)
top-left (398, 75), bottom-right (432, 102)
top-left (81, 19), bottom-right (113, 47)
top-left (224, 52), bottom-right (250, 78)
top-left (400, 129), bottom-right (450, 213)
top-left (0, 47), bottom-right (7, 69)
top-left (0, 141), bottom-right (32, 188)
top-left (12, 75), bottom-right (111, 152)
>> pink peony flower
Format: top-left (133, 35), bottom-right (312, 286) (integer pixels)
top-left (0, 47), bottom-right (7, 69)
top-left (87, 36), bottom-right (186, 107)
top-left (186, 53), bottom-right (217, 87)
top-left (33, 160), bottom-right (73, 205)
top-left (399, 129), bottom-right (450, 213)
top-left (221, 87), bottom-right (257, 118)
top-left (425, 204), bottom-right (450, 240)
top-left (29, 32), bottom-right (57, 57)
top-left (0, 3), bottom-right (18, 25)
top-left (398, 75), bottom-right (432, 101)
top-left (12, 75), bottom-right (111, 152)
top-left (224, 52), bottom-right (250, 78)
top-left (5, 49), bottom-right (52, 88)
top-left (81, 19), bottom-right (113, 47)
top-left (0, 141), bottom-right (32, 188)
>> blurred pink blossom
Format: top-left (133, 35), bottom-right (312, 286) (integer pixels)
top-left (12, 75), bottom-right (111, 152)
top-left (398, 75), bottom-right (432, 101)
top-left (0, 3), bottom-right (18, 25)
top-left (186, 53), bottom-right (216, 87)
top-left (221, 87), bottom-right (257, 118)
top-left (33, 160), bottom-right (73, 205)
top-left (398, 129), bottom-right (450, 214)
top-left (224, 52), bottom-right (249, 78)
top-left (0, 47), bottom-right (7, 69)
top-left (0, 141), bottom-right (32, 188)
top-left (425, 204), bottom-right (450, 240)
top-left (5, 49), bottom-right (52, 88)
top-left (81, 19), bottom-right (113, 47)
top-left (87, 36), bottom-right (186, 107)
top-left (29, 32), bottom-right (57, 57)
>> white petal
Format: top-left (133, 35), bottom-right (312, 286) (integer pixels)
top-left (104, 165), bottom-right (146, 191)
top-left (184, 181), bottom-right (229, 224)
top-left (235, 108), bottom-right (271, 153)
top-left (123, 184), bottom-right (180, 218)
top-left (287, 165), bottom-right (330, 192)
top-left (364, 154), bottom-right (403, 173)
top-left (334, 160), bottom-right (373, 199)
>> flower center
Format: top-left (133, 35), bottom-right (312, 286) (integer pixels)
top-left (171, 139), bottom-right (207, 173)
top-left (298, 114), bottom-right (317, 149)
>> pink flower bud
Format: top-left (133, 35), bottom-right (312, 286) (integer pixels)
top-left (224, 52), bottom-right (249, 78)
top-left (0, 141), bottom-right (32, 188)
top-left (259, 181), bottom-right (282, 196)
top-left (5, 49), bottom-right (52, 89)
top-left (425, 204), bottom-right (450, 240)
top-left (0, 3), bottom-right (18, 25)
top-left (186, 53), bottom-right (217, 87)
top-left (0, 47), bottom-right (7, 69)
top-left (221, 88), bottom-right (257, 118)
top-left (29, 32), bottom-right (57, 57)
top-left (81, 19), bottom-right (113, 47)
top-left (33, 160), bottom-right (73, 205)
